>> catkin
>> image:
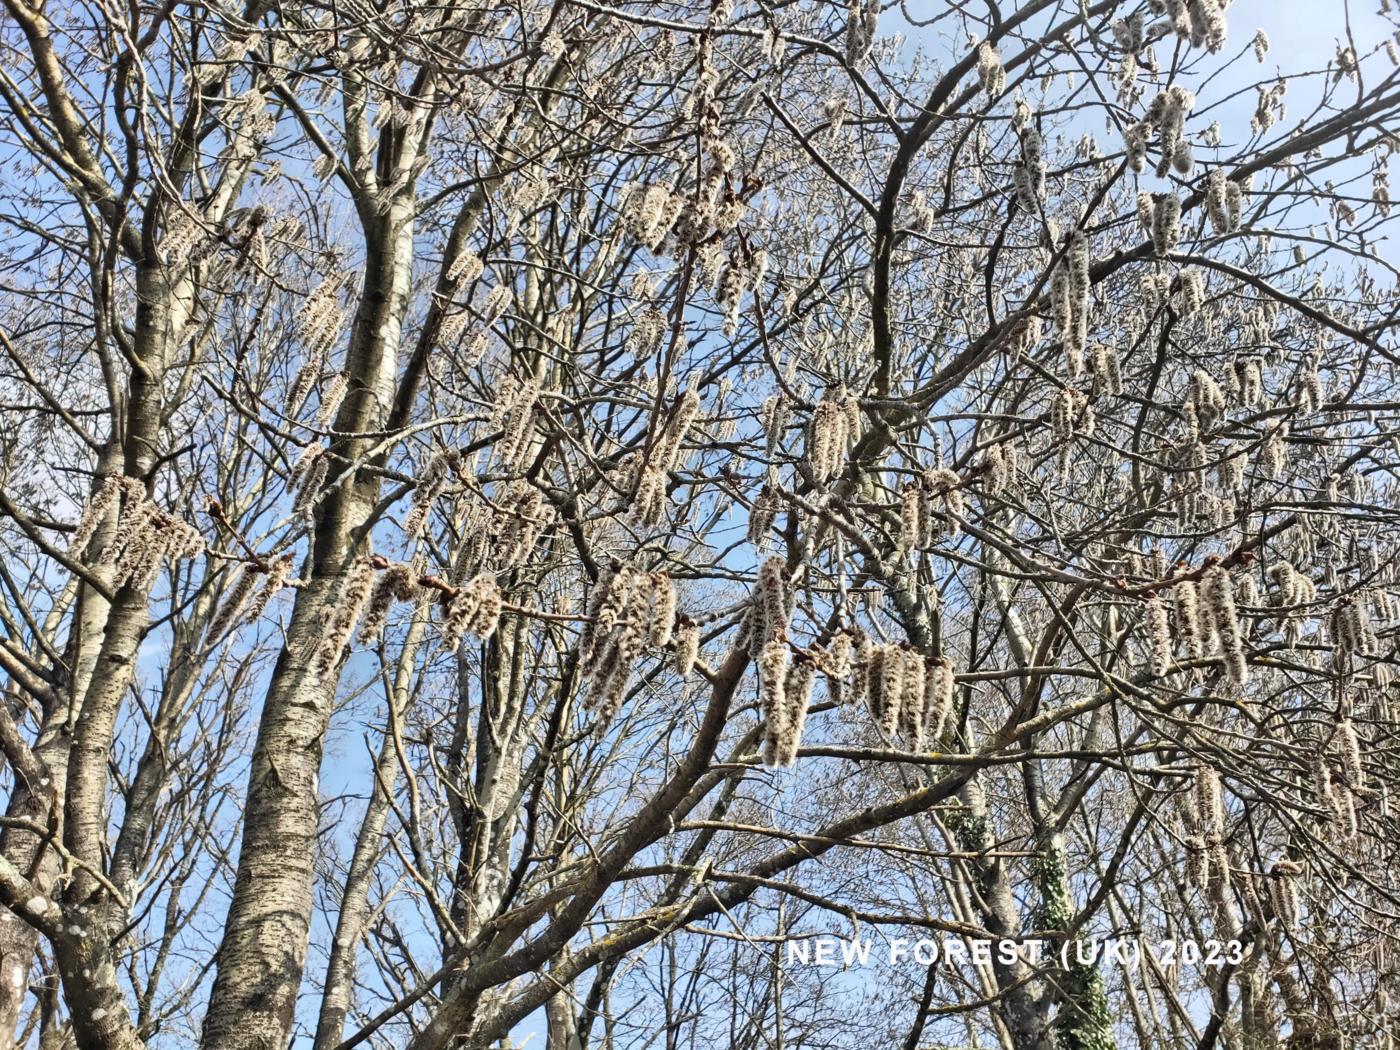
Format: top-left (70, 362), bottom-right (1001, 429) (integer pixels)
top-left (358, 562), bottom-right (417, 643)
top-left (759, 639), bottom-right (791, 765)
top-left (243, 553), bottom-right (295, 625)
top-left (1175, 579), bottom-right (1204, 661)
top-left (313, 371), bottom-right (349, 430)
top-left (898, 650), bottom-right (927, 747)
top-left (1337, 717), bottom-right (1365, 789)
top-left (316, 558), bottom-right (376, 672)
top-left (924, 659), bottom-right (955, 743)
top-left (1151, 192), bottom-right (1182, 255)
top-left (1145, 594), bottom-right (1172, 675)
top-left (68, 475), bottom-right (124, 556)
top-left (1204, 565), bottom-right (1248, 686)
top-left (674, 619), bottom-right (700, 679)
top-left (646, 571), bottom-right (676, 647)
top-left (441, 571), bottom-right (503, 652)
top-left (211, 565), bottom-right (260, 640)
top-left (772, 658), bottom-right (816, 767)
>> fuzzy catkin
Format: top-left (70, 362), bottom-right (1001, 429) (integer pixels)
top-left (773, 658), bottom-right (817, 767)
top-left (1338, 717), bottom-right (1365, 789)
top-left (646, 572), bottom-right (676, 647)
top-left (759, 639), bottom-right (791, 765)
top-left (68, 475), bottom-right (123, 556)
top-left (404, 451), bottom-right (456, 541)
top-left (243, 553), bottom-right (295, 625)
top-left (1145, 595), bottom-right (1172, 676)
top-left (924, 660), bottom-right (955, 744)
top-left (674, 620), bottom-right (700, 679)
top-left (1151, 192), bottom-right (1182, 255)
top-left (747, 486), bottom-right (779, 547)
top-left (1204, 565), bottom-right (1248, 686)
top-left (358, 562), bottom-right (417, 643)
top-left (317, 558), bottom-right (376, 672)
top-left (313, 371), bottom-right (349, 430)
top-left (441, 571), bottom-right (503, 652)
top-left (1175, 579), bottom-right (1203, 661)
top-left (898, 650), bottom-right (927, 746)
top-left (211, 565), bottom-right (260, 640)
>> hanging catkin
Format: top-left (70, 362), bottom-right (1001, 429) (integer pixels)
top-left (316, 558), bottom-right (376, 672)
top-left (759, 639), bottom-right (791, 765)
top-left (1145, 594), bottom-right (1172, 675)
top-left (358, 562), bottom-right (418, 644)
top-left (1151, 192), bottom-right (1182, 255)
top-left (313, 371), bottom-right (349, 430)
top-left (924, 659), bottom-right (955, 744)
top-left (772, 657), bottom-right (817, 767)
top-left (68, 475), bottom-right (124, 556)
top-left (805, 391), bottom-right (851, 485)
top-left (1337, 717), bottom-right (1365, 789)
top-left (674, 619), bottom-right (700, 679)
top-left (440, 571), bottom-right (502, 651)
top-left (243, 553), bottom-right (295, 625)
top-left (210, 565), bottom-right (260, 640)
top-left (404, 450), bottom-right (457, 541)
top-left (1175, 578), bottom-right (1204, 661)
top-left (1204, 564), bottom-right (1248, 686)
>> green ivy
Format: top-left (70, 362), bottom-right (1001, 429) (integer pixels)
top-left (1035, 840), bottom-right (1116, 1050)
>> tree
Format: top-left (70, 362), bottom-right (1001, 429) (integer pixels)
top-left (1, 0), bottom-right (1399, 1047)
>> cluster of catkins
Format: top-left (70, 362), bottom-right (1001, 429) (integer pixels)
top-left (440, 571), bottom-right (503, 652)
top-left (1153, 564), bottom-right (1249, 685)
top-left (1228, 355), bottom-right (1263, 406)
top-left (804, 387), bottom-right (860, 485)
top-left (1177, 269), bottom-right (1205, 317)
top-left (1184, 765), bottom-right (1231, 897)
top-left (1012, 127), bottom-right (1046, 212)
top-left (1186, 368), bottom-right (1228, 431)
top-left (759, 642), bottom-right (815, 767)
top-left (453, 480), bottom-right (555, 580)
top-left (619, 182), bottom-right (680, 251)
top-left (359, 561), bottom-right (422, 645)
top-left (975, 40), bottom-right (1005, 96)
top-left (1050, 232), bottom-right (1092, 379)
top-left (1330, 597), bottom-right (1380, 660)
top-left (489, 374), bottom-right (539, 472)
top-left (290, 442), bottom-right (330, 519)
top-left (619, 132), bottom-right (743, 259)
top-left (1205, 168), bottom-right (1245, 234)
top-left (631, 387), bottom-right (701, 527)
top-left (716, 249), bottom-right (767, 339)
top-left (1160, 0), bottom-right (1228, 53)
top-left (851, 642), bottom-right (956, 751)
top-left (1151, 85), bottom-right (1197, 176)
top-left (404, 450), bottom-right (461, 542)
top-left (1142, 192), bottom-right (1183, 255)
top-left (747, 477), bottom-right (783, 548)
top-left (1294, 352), bottom-right (1324, 415)
top-left (978, 439), bottom-right (1025, 497)
top-left (211, 552), bottom-right (296, 639)
top-left (579, 560), bottom-right (678, 724)
top-left (287, 275), bottom-right (349, 415)
top-left (844, 0), bottom-right (878, 65)
top-left (1312, 716), bottom-right (1367, 840)
top-left (315, 558), bottom-right (376, 673)
top-left (73, 475), bottom-right (205, 589)
top-left (1050, 386), bottom-right (1093, 448)
top-left (899, 467), bottom-right (967, 550)
top-left (760, 393), bottom-right (791, 457)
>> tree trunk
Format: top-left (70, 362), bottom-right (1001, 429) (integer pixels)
top-left (202, 200), bottom-right (414, 1050)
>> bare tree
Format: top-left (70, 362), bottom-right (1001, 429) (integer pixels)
top-left (1, 1), bottom-right (1400, 1048)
